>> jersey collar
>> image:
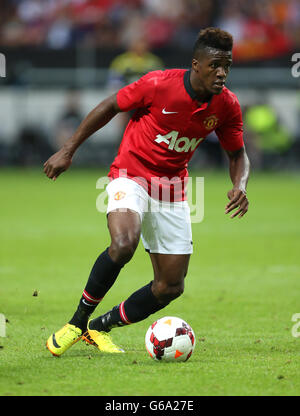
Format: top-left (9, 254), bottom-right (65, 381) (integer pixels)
top-left (184, 69), bottom-right (213, 111)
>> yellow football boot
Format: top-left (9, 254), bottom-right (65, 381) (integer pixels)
top-left (82, 322), bottom-right (125, 353)
top-left (46, 324), bottom-right (82, 357)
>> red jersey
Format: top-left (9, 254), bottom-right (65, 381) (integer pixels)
top-left (109, 69), bottom-right (244, 201)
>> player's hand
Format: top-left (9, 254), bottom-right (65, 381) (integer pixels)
top-left (225, 188), bottom-right (249, 218)
top-left (43, 150), bottom-right (72, 181)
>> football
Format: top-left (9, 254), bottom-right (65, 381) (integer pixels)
top-left (145, 316), bottom-right (196, 362)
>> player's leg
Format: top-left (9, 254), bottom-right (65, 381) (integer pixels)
top-left (149, 253), bottom-right (190, 304)
top-left (147, 200), bottom-right (192, 307)
top-left (68, 209), bottom-right (140, 326)
top-left (84, 253), bottom-right (190, 354)
top-left (46, 177), bottom-right (144, 356)
top-left (46, 209), bottom-right (141, 356)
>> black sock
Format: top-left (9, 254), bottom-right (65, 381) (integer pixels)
top-left (89, 281), bottom-right (168, 332)
top-left (69, 248), bottom-right (122, 331)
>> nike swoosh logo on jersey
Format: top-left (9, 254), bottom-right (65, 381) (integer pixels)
top-left (162, 108), bottom-right (178, 114)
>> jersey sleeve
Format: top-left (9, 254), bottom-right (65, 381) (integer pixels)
top-left (116, 71), bottom-right (161, 112)
top-left (215, 94), bottom-right (244, 152)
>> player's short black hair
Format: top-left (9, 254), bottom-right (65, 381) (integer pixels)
top-left (193, 27), bottom-right (233, 58)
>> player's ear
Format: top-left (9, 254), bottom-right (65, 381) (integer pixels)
top-left (192, 58), bottom-right (200, 73)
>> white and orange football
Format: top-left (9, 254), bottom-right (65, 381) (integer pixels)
top-left (145, 316), bottom-right (196, 362)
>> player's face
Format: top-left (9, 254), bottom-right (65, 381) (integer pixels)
top-left (192, 49), bottom-right (232, 96)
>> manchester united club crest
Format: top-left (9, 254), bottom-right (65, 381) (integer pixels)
top-left (203, 115), bottom-right (218, 130)
top-left (114, 191), bottom-right (126, 200)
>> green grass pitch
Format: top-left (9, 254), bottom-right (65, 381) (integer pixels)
top-left (1, 167), bottom-right (300, 396)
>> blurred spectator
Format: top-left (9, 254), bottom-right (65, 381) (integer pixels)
top-left (108, 37), bottom-right (164, 88)
top-left (217, 0), bottom-right (293, 61)
top-left (16, 0), bottom-right (53, 24)
top-left (244, 103), bottom-right (293, 168)
top-left (141, 0), bottom-right (183, 48)
top-left (54, 89), bottom-right (83, 150)
top-left (171, 0), bottom-right (216, 49)
top-left (245, 104), bottom-right (292, 152)
top-left (46, 6), bottom-right (74, 49)
top-left (13, 125), bottom-right (54, 166)
top-left (142, 0), bottom-right (184, 18)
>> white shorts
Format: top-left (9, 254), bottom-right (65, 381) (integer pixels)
top-left (106, 177), bottom-right (193, 255)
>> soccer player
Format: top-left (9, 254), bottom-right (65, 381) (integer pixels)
top-left (44, 28), bottom-right (250, 356)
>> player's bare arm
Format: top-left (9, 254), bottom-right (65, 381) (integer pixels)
top-left (225, 146), bottom-right (250, 218)
top-left (43, 93), bottom-right (121, 180)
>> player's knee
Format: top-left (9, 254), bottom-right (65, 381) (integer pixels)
top-left (153, 280), bottom-right (184, 304)
top-left (110, 234), bottom-right (139, 265)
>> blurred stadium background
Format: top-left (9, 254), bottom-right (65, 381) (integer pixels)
top-left (0, 0), bottom-right (299, 171)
